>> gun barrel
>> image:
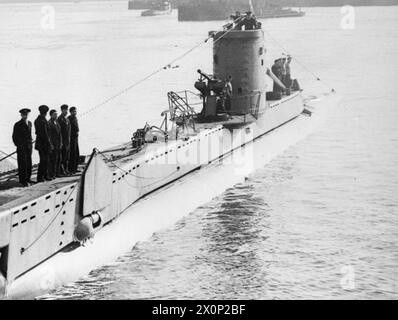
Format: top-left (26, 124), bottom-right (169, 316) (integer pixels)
top-left (197, 69), bottom-right (212, 81)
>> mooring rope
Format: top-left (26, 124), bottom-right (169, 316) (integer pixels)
top-left (79, 16), bottom-right (244, 118)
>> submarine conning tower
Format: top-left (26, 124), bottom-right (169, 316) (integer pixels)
top-left (211, 29), bottom-right (267, 117)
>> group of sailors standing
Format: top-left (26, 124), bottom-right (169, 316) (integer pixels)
top-left (268, 55), bottom-right (300, 99)
top-left (226, 11), bottom-right (262, 31)
top-left (218, 54), bottom-right (299, 103)
top-left (12, 104), bottom-right (80, 187)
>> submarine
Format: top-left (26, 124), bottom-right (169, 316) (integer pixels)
top-left (0, 18), bottom-right (335, 299)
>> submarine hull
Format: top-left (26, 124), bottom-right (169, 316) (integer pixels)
top-left (0, 92), bottom-right (304, 299)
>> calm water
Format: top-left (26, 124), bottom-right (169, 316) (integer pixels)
top-left (1, 2), bottom-right (397, 299)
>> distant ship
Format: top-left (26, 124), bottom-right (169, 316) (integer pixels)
top-left (126, 0), bottom-right (398, 10)
top-left (128, 0), bottom-right (178, 10)
top-left (141, 1), bottom-right (172, 16)
top-left (178, 0), bottom-right (305, 22)
top-left (128, 0), bottom-right (152, 10)
top-left (288, 0), bottom-right (398, 6)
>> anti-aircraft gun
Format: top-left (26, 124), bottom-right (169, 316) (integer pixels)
top-left (194, 69), bottom-right (230, 121)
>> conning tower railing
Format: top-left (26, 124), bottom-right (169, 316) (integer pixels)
top-left (228, 90), bottom-right (263, 121)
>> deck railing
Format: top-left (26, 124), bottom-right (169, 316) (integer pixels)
top-left (228, 91), bottom-right (263, 119)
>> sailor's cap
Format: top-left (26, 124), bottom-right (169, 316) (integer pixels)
top-left (38, 105), bottom-right (49, 113)
top-left (19, 108), bottom-right (31, 115)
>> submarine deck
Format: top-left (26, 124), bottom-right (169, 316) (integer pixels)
top-left (0, 167), bottom-right (81, 212)
top-left (0, 122), bottom-right (223, 212)
top-left (0, 92), bottom-right (303, 212)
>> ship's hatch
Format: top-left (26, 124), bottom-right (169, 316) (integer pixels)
top-left (81, 151), bottom-right (112, 217)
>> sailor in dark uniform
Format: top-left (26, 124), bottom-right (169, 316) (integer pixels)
top-left (58, 104), bottom-right (71, 175)
top-left (34, 105), bottom-right (52, 182)
top-left (68, 106), bottom-right (80, 174)
top-left (12, 108), bottom-right (33, 187)
top-left (271, 58), bottom-right (284, 97)
top-left (242, 11), bottom-right (258, 30)
top-left (231, 11), bottom-right (241, 21)
top-left (230, 11), bottom-right (243, 30)
top-left (48, 109), bottom-right (63, 179)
